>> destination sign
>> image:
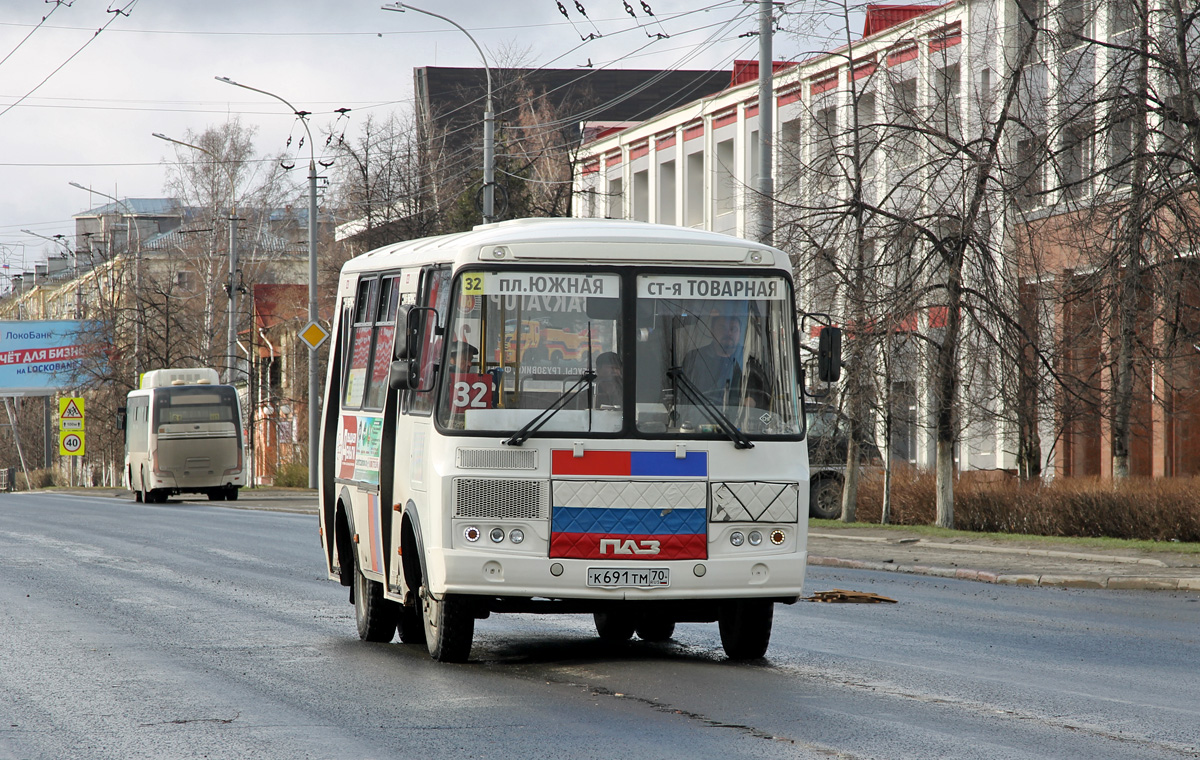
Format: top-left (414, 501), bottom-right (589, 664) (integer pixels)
top-left (468, 272), bottom-right (619, 298)
top-left (638, 275), bottom-right (788, 300)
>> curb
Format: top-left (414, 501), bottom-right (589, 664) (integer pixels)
top-left (808, 556), bottom-right (1200, 591)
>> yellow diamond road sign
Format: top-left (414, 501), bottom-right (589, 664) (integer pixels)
top-left (300, 321), bottom-right (329, 350)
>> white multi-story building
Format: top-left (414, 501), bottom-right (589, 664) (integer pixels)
top-left (574, 1), bottom-right (1198, 480)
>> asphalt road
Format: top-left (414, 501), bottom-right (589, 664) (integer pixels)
top-left (1, 491), bottom-right (1197, 759)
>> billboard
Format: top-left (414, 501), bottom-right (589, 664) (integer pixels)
top-left (0, 320), bottom-right (91, 395)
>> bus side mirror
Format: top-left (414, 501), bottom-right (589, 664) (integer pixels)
top-left (116, 408), bottom-right (127, 430)
top-left (817, 326), bottom-right (842, 382)
top-left (396, 304), bottom-right (415, 357)
top-left (398, 306), bottom-right (436, 361)
top-left (388, 360), bottom-right (414, 390)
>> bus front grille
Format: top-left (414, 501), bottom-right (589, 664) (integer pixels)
top-left (455, 448), bottom-right (538, 470)
top-left (453, 478), bottom-right (548, 520)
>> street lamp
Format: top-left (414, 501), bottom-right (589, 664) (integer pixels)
top-left (215, 75), bottom-right (321, 489)
top-left (69, 182), bottom-right (143, 376)
top-left (20, 229), bottom-right (74, 275)
top-left (153, 132), bottom-right (242, 386)
top-left (382, 2), bottom-right (495, 223)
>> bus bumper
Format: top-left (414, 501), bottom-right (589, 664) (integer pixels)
top-left (431, 549), bottom-right (807, 601)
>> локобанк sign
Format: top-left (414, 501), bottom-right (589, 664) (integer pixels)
top-left (0, 320), bottom-right (93, 395)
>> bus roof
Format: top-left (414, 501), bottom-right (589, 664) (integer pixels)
top-left (339, 218), bottom-right (788, 276)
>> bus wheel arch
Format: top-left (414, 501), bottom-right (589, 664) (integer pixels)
top-left (402, 506), bottom-right (473, 662)
top-left (397, 508), bottom-right (427, 645)
top-left (334, 497), bottom-right (355, 589)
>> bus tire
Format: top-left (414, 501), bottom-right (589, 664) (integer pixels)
top-left (593, 610), bottom-right (636, 642)
top-left (353, 555), bottom-right (399, 643)
top-left (718, 599), bottom-right (774, 660)
top-left (809, 477), bottom-right (843, 520)
top-left (207, 490), bottom-right (223, 501)
top-left (635, 616), bottom-right (676, 642)
top-left (421, 585), bottom-right (473, 663)
top-left (225, 487), bottom-right (239, 501)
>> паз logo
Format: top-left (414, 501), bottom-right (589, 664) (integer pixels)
top-left (599, 538), bottom-right (660, 555)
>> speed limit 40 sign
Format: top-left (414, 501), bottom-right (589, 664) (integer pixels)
top-left (60, 430), bottom-right (85, 456)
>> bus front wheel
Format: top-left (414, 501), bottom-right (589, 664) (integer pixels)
top-left (718, 599), bottom-right (774, 660)
top-left (353, 554), bottom-right (399, 643)
top-left (420, 585), bottom-right (473, 663)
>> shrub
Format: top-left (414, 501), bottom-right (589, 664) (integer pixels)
top-left (855, 469), bottom-right (1200, 542)
top-left (273, 462), bottom-right (309, 488)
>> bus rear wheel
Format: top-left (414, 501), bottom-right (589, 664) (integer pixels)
top-left (718, 599), bottom-right (774, 660)
top-left (420, 585), bottom-right (473, 663)
top-left (353, 555), bottom-right (399, 643)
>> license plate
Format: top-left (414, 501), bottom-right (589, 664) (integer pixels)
top-left (586, 567), bottom-right (670, 588)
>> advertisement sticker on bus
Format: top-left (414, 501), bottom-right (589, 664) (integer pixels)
top-left (354, 416), bottom-right (383, 484)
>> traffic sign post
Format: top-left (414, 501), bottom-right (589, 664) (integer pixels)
top-left (300, 321), bottom-right (329, 350)
top-left (58, 397), bottom-right (85, 472)
top-left (59, 431), bottom-right (85, 456)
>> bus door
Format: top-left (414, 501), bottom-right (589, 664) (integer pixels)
top-left (336, 275), bottom-right (403, 584)
top-left (390, 266), bottom-right (449, 591)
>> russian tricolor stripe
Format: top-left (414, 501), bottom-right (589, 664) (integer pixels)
top-left (550, 502), bottom-right (707, 559)
top-left (551, 449), bottom-right (708, 477)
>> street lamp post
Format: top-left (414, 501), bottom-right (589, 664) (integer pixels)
top-left (69, 182), bottom-right (142, 376)
top-left (215, 76), bottom-right (321, 489)
top-left (20, 229), bottom-right (75, 275)
top-left (153, 132), bottom-right (241, 386)
top-left (382, 3), bottom-right (494, 223)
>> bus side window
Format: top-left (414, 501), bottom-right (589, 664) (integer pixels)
top-left (363, 276), bottom-right (400, 411)
top-left (406, 268), bottom-right (450, 416)
top-left (342, 278), bottom-right (379, 410)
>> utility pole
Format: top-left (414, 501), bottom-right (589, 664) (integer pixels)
top-left (756, 0), bottom-right (775, 247)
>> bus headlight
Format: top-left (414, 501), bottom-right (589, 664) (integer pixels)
top-left (748, 530), bottom-right (763, 546)
top-left (508, 529), bottom-right (525, 544)
top-left (770, 529), bottom-right (786, 545)
top-left (463, 526), bottom-right (481, 542)
top-left (490, 527), bottom-right (505, 543)
top-left (730, 531), bottom-right (744, 547)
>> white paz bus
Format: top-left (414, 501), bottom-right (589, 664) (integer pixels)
top-left (318, 218), bottom-right (840, 662)
top-left (122, 367), bottom-right (246, 503)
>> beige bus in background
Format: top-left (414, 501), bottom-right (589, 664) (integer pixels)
top-left (122, 367), bottom-right (245, 503)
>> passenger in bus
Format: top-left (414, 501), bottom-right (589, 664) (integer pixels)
top-left (448, 341), bottom-right (478, 373)
top-left (595, 352), bottom-right (622, 408)
top-left (682, 314), bottom-right (746, 408)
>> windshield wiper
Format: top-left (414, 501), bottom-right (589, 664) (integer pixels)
top-left (666, 366), bottom-right (754, 449)
top-left (503, 371), bottom-right (596, 446)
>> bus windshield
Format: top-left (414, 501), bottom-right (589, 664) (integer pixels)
top-left (435, 269), bottom-right (800, 440)
top-left (634, 274), bottom-right (801, 437)
top-left (437, 270), bottom-right (622, 433)
top-left (153, 386), bottom-right (240, 427)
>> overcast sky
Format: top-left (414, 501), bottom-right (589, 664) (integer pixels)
top-left (0, 0), bottom-right (851, 272)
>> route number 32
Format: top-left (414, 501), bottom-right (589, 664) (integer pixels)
top-left (451, 374), bottom-right (493, 410)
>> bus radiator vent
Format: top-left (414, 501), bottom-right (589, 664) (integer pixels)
top-left (455, 448), bottom-right (538, 470)
top-left (453, 478), bottom-right (548, 520)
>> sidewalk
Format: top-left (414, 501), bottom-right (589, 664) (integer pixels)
top-left (808, 526), bottom-right (1200, 592)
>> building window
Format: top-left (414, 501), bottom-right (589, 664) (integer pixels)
top-left (606, 177), bottom-right (624, 218)
top-left (685, 151), bottom-right (704, 227)
top-left (632, 169), bottom-right (649, 222)
top-left (658, 159), bottom-right (677, 225)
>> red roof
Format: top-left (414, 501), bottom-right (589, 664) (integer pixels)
top-left (862, 4), bottom-right (942, 37)
top-left (729, 59), bottom-right (798, 88)
top-left (253, 284), bottom-right (308, 331)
